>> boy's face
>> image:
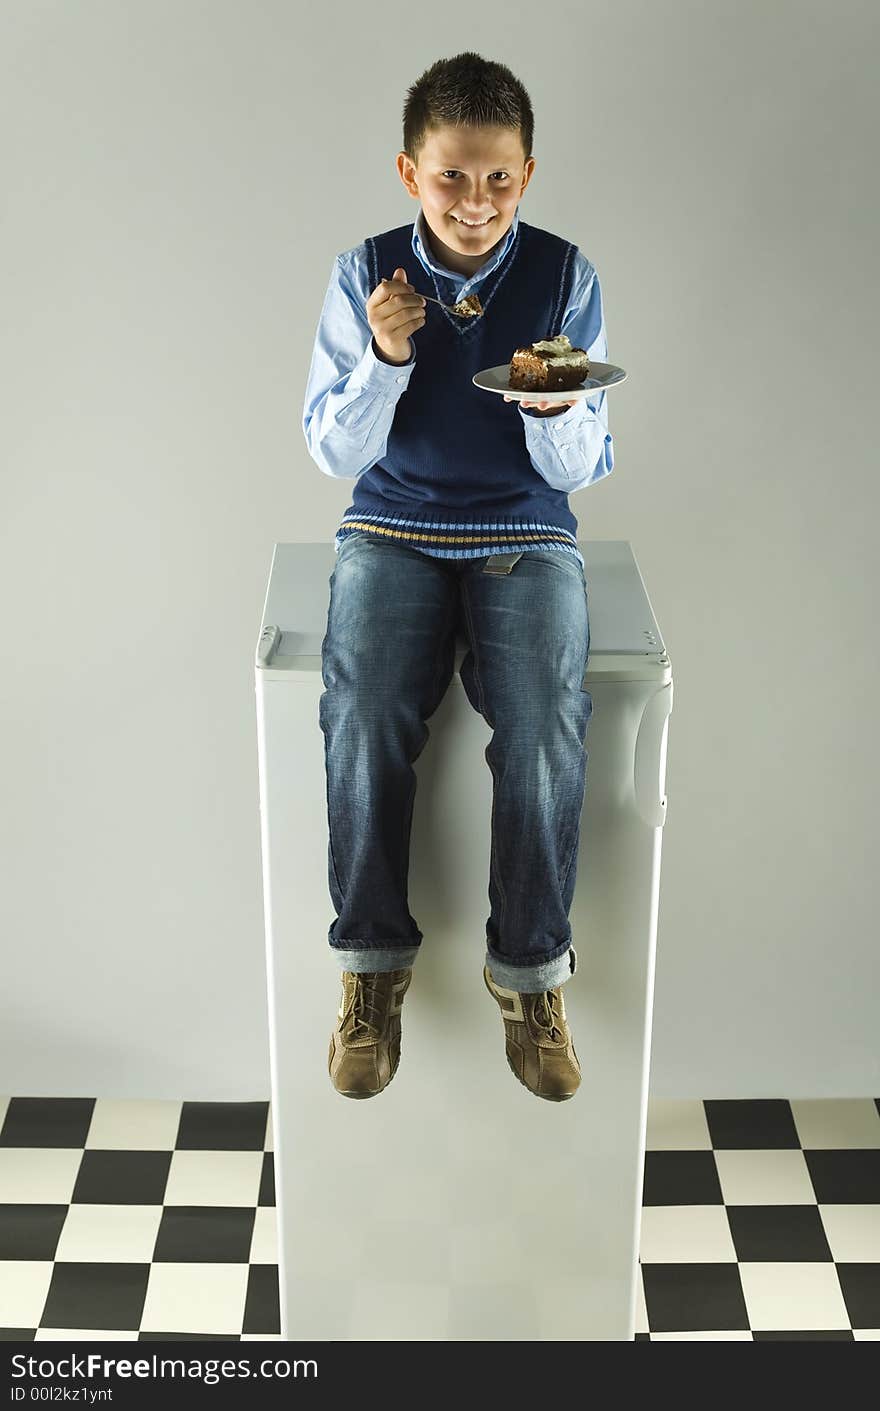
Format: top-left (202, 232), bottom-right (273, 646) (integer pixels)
top-left (397, 124), bottom-right (535, 277)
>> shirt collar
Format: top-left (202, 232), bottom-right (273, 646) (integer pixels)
top-left (412, 206), bottom-right (519, 292)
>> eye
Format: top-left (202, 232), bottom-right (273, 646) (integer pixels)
top-left (441, 171), bottom-right (509, 180)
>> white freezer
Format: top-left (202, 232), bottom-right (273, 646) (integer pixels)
top-left (254, 539), bottom-right (673, 1341)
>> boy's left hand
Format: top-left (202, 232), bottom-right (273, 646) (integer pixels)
top-left (503, 395), bottom-right (578, 412)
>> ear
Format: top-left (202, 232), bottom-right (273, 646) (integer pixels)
top-left (396, 151), bottom-right (419, 198)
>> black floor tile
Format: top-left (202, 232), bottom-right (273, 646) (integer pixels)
top-left (138, 1332), bottom-right (241, 1341)
top-left (641, 1263), bottom-right (749, 1334)
top-left (242, 1264), bottom-right (280, 1336)
top-left (40, 1263), bottom-right (150, 1332)
top-left (752, 1329), bottom-right (854, 1340)
top-left (642, 1151), bottom-right (723, 1206)
top-left (804, 1150), bottom-right (880, 1203)
top-left (0, 1099), bottom-right (96, 1149)
top-left (835, 1264), bottom-right (880, 1329)
top-left (0, 1205), bottom-right (68, 1260)
top-left (72, 1150), bottom-right (172, 1205)
top-left (703, 1100), bottom-right (800, 1150)
top-left (0, 1329), bottom-right (36, 1341)
top-left (258, 1151), bottom-right (275, 1207)
top-left (153, 1206), bottom-right (256, 1263)
top-left (726, 1205), bottom-right (833, 1262)
top-left (634, 1332), bottom-right (650, 1341)
top-left (176, 1103), bottom-right (269, 1151)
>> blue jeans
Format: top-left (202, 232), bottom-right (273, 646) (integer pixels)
top-left (318, 532), bottom-right (593, 993)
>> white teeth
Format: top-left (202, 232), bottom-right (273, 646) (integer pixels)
top-left (454, 216), bottom-right (492, 226)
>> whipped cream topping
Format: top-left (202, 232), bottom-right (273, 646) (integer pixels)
top-left (527, 334), bottom-right (589, 366)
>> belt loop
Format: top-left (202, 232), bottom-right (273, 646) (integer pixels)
top-left (482, 552), bottom-right (523, 575)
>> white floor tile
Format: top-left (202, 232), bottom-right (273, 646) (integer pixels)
top-left (739, 1262), bottom-right (850, 1331)
top-left (0, 1261), bottom-right (53, 1327)
top-left (139, 1262), bottom-right (250, 1335)
top-left (819, 1204), bottom-right (880, 1262)
top-left (265, 1105), bottom-right (274, 1152)
top-left (164, 1151), bottom-right (263, 1207)
top-left (790, 1099), bottom-right (880, 1150)
top-left (714, 1149), bottom-right (816, 1205)
top-left (645, 1100), bottom-right (712, 1150)
top-left (0, 1099), bottom-right (9, 1132)
top-left (54, 1203), bottom-right (163, 1263)
top-left (35, 1328), bottom-right (139, 1340)
top-left (0, 1148), bottom-right (82, 1203)
top-left (86, 1099), bottom-right (182, 1150)
top-left (638, 1205), bottom-right (737, 1263)
top-left (853, 1328), bottom-right (880, 1340)
top-left (249, 1205), bottom-right (279, 1265)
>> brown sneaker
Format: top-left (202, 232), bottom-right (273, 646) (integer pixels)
top-left (483, 965), bottom-right (581, 1101)
top-left (328, 968), bottom-right (412, 1099)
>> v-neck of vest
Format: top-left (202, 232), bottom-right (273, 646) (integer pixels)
top-left (428, 222), bottom-right (523, 337)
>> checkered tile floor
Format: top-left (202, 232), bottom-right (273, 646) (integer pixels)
top-left (1, 1096), bottom-right (878, 1340)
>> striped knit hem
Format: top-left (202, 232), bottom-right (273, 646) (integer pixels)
top-left (335, 513), bottom-right (583, 566)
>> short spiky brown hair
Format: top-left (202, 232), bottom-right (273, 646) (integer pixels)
top-left (402, 52), bottom-right (534, 168)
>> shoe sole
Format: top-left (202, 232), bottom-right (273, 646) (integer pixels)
top-left (505, 1049), bottom-right (577, 1101)
top-left (329, 1051), bottom-right (401, 1101)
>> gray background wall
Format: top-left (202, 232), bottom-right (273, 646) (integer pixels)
top-left (1, 0), bottom-right (877, 1100)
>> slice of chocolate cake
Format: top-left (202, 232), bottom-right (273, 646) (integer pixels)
top-left (509, 334), bottom-right (590, 392)
top-left (452, 293), bottom-right (483, 318)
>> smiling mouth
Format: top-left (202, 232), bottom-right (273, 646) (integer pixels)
top-left (451, 215), bottom-right (496, 228)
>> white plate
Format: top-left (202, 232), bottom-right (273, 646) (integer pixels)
top-left (473, 359), bottom-right (627, 403)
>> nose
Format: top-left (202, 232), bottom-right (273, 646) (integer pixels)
top-left (459, 196), bottom-right (495, 216)
top-left (460, 179), bottom-right (496, 207)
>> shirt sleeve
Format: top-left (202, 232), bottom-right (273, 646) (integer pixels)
top-left (517, 254), bottom-right (615, 494)
top-left (302, 248), bottom-right (417, 479)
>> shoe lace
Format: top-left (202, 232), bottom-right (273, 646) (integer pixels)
top-left (532, 989), bottom-right (565, 1044)
top-left (345, 972), bottom-right (389, 1040)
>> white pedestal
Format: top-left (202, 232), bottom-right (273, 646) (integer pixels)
top-left (255, 540), bottom-right (672, 1341)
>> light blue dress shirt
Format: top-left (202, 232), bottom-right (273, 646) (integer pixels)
top-left (302, 206), bottom-right (614, 494)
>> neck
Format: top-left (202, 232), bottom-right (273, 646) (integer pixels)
top-left (422, 217), bottom-right (504, 277)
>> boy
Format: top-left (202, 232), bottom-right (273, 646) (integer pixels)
top-left (302, 52), bottom-right (614, 1102)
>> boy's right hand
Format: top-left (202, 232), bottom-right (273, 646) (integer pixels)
top-left (367, 266), bottom-right (426, 365)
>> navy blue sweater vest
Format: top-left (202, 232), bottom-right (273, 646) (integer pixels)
top-left (337, 219), bottom-right (583, 560)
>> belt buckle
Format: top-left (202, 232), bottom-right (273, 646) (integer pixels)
top-left (482, 552), bottom-right (523, 576)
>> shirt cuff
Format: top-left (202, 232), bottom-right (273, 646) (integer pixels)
top-left (364, 335), bottom-right (416, 378)
top-left (519, 400), bottom-right (589, 426)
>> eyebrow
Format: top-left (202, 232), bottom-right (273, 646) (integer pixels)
top-left (434, 161), bottom-right (515, 169)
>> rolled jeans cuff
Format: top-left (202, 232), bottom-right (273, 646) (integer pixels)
top-left (485, 945), bottom-right (577, 994)
top-left (330, 944), bottom-right (419, 974)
